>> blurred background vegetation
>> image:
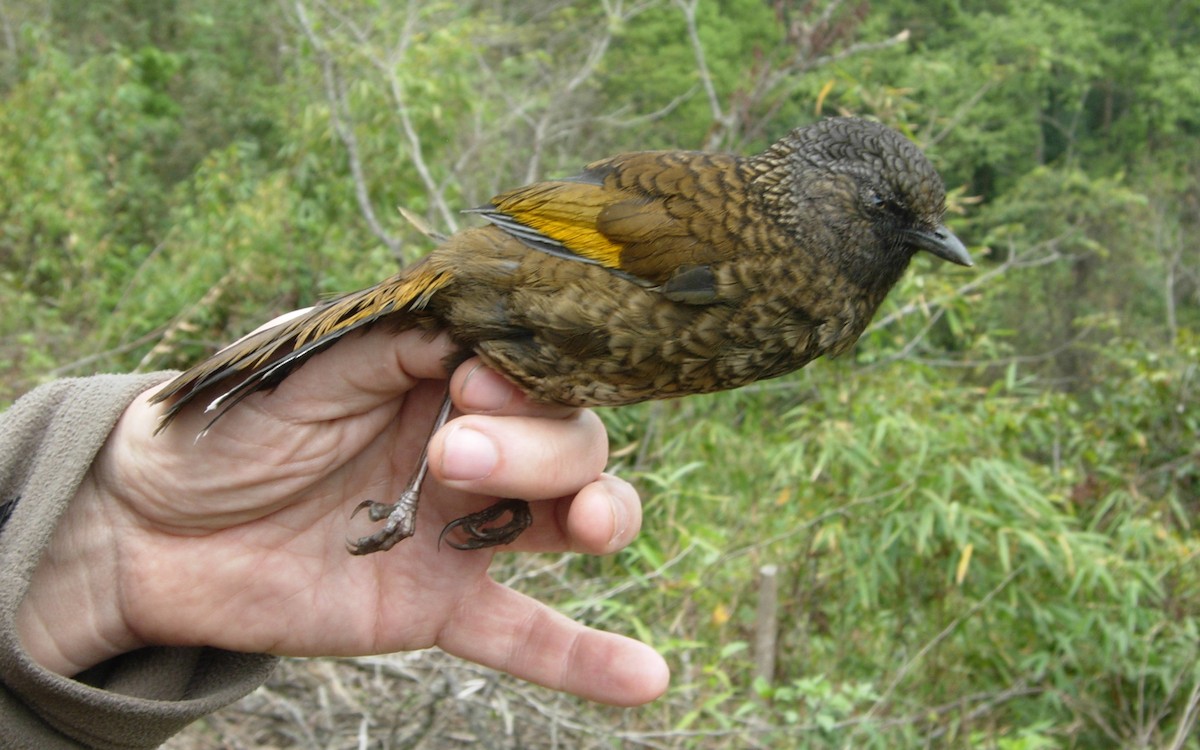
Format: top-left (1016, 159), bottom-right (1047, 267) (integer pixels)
top-left (2, 0), bottom-right (1197, 747)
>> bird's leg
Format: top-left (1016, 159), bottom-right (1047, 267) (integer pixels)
top-left (346, 393), bottom-right (533, 554)
top-left (347, 395), bottom-right (454, 555)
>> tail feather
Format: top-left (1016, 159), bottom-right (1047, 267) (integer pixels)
top-left (151, 262), bottom-right (453, 433)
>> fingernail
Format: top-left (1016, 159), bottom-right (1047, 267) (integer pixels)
top-left (441, 426), bottom-right (499, 480)
top-left (459, 364), bottom-right (514, 413)
top-left (606, 478), bottom-right (630, 547)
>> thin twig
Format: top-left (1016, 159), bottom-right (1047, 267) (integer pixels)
top-left (925, 77), bottom-right (1000, 148)
top-left (807, 30), bottom-right (910, 74)
top-left (1169, 676), bottom-right (1200, 750)
top-left (289, 0), bottom-right (403, 256)
top-left (674, 0), bottom-right (727, 144)
top-left (856, 564), bottom-right (1027, 735)
top-left (51, 327), bottom-right (168, 377)
top-left (308, 0), bottom-right (458, 234)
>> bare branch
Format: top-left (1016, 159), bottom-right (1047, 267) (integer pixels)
top-left (815, 0), bottom-right (846, 34)
top-left (1168, 677), bottom-right (1200, 750)
top-left (674, 0), bottom-right (911, 151)
top-left (378, 39), bottom-right (460, 229)
top-left (301, 0), bottom-right (459, 234)
top-left (521, 10), bottom-right (618, 181)
top-left (862, 306), bottom-right (946, 369)
top-left (867, 230), bottom-right (1076, 334)
top-left (592, 85), bottom-right (699, 128)
top-left (52, 326), bottom-right (167, 377)
top-left (807, 29), bottom-right (909, 73)
top-left (909, 325), bottom-right (1096, 369)
top-left (674, 0), bottom-right (731, 149)
top-left (135, 267), bottom-right (239, 371)
top-left (0, 0), bottom-right (17, 64)
top-left (925, 77), bottom-right (1000, 148)
top-left (856, 565), bottom-right (1026, 737)
top-left (327, 0), bottom-right (459, 233)
top-left (288, 0), bottom-right (404, 257)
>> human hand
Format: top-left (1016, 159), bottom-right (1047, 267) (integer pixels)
top-left (17, 323), bottom-right (669, 706)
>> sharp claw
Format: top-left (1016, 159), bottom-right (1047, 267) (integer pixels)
top-left (438, 499), bottom-right (533, 551)
top-left (346, 538), bottom-right (377, 555)
top-left (344, 393), bottom-right (455, 556)
top-left (346, 494), bottom-right (419, 555)
top-left (346, 525), bottom-right (408, 556)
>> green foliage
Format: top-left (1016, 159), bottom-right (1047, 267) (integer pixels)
top-left (601, 0), bottom-right (787, 149)
top-left (590, 344), bottom-right (1199, 746)
top-left (2, 0), bottom-right (1198, 746)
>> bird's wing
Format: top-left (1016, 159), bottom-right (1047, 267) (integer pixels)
top-left (473, 151), bottom-right (742, 293)
top-left (150, 259), bottom-right (452, 430)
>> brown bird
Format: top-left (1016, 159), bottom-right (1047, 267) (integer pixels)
top-left (151, 117), bottom-right (971, 555)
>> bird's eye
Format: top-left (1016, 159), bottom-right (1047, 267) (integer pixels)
top-left (865, 188), bottom-right (905, 217)
top-left (865, 189), bottom-right (889, 210)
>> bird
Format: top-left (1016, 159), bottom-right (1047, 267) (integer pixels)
top-left (150, 117), bottom-right (972, 555)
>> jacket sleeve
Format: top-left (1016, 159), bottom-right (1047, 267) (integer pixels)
top-left (0, 374), bottom-right (277, 749)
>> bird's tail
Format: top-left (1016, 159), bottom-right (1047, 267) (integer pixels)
top-left (150, 258), bottom-right (454, 433)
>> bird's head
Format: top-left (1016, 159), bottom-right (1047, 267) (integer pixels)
top-left (751, 117), bottom-right (971, 288)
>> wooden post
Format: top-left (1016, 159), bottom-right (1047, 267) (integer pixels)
top-left (754, 563), bottom-right (779, 687)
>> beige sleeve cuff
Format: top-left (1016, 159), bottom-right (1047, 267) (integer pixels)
top-left (0, 374), bottom-right (276, 749)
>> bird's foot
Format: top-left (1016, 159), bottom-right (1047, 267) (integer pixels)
top-left (347, 491), bottom-right (419, 555)
top-left (438, 499), bottom-right (532, 550)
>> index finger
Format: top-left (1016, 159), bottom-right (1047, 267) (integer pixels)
top-left (450, 358), bottom-right (578, 419)
top-left (437, 578), bottom-right (670, 706)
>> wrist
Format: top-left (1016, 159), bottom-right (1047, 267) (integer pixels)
top-left (16, 464), bottom-right (143, 676)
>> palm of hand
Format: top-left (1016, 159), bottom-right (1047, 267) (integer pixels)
top-left (114, 376), bottom-right (490, 659)
top-left (78, 327), bottom-right (664, 707)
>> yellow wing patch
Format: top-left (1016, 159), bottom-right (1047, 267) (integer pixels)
top-left (491, 182), bottom-right (626, 269)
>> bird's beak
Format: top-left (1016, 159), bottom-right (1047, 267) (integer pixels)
top-left (907, 225), bottom-right (973, 266)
